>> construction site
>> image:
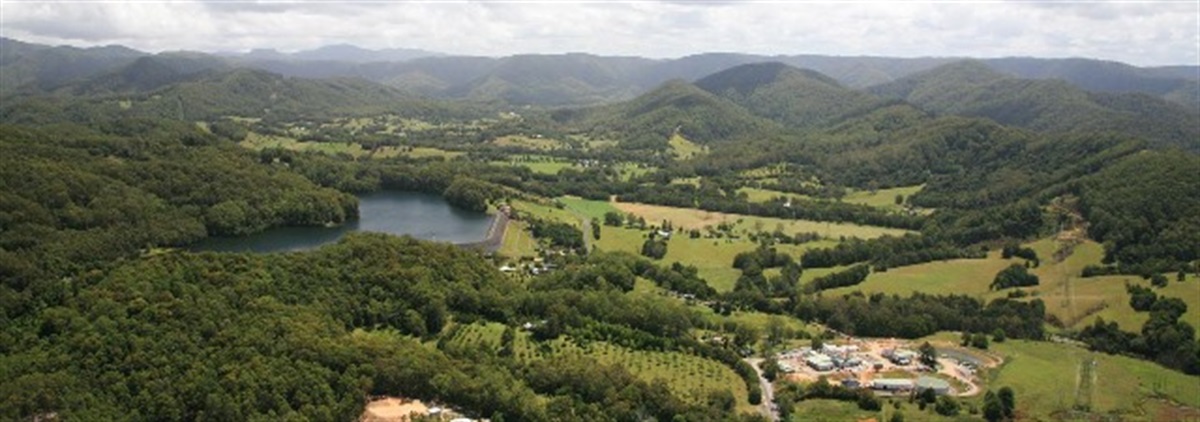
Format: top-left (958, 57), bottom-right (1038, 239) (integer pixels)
top-left (775, 338), bottom-right (998, 397)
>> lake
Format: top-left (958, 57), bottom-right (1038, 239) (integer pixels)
top-left (192, 191), bottom-right (494, 253)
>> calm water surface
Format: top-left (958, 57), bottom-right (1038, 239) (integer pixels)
top-left (192, 191), bottom-right (492, 253)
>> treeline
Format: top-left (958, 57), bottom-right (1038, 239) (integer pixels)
top-left (800, 234), bottom-right (986, 270)
top-left (805, 264), bottom-right (871, 293)
top-left (793, 293), bottom-right (1046, 340)
top-left (619, 183), bottom-right (924, 230)
top-left (1078, 285), bottom-right (1199, 374)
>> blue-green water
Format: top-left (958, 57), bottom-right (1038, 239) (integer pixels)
top-left (192, 191), bottom-right (493, 253)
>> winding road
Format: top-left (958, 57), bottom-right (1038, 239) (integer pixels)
top-left (745, 358), bottom-right (779, 421)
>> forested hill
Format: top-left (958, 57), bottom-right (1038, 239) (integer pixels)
top-left (66, 53), bottom-right (231, 95)
top-left (869, 60), bottom-right (1200, 151)
top-left (6, 37), bottom-right (1198, 109)
top-left (441, 54), bottom-right (649, 106)
top-left (1, 67), bottom-right (492, 126)
top-left (0, 122), bottom-right (357, 297)
top-left (695, 62), bottom-right (879, 130)
top-left (578, 80), bottom-right (779, 144)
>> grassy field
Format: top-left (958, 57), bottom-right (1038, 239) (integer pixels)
top-left (1068, 274), bottom-right (1200, 331)
top-left (611, 201), bottom-right (910, 239)
top-left (594, 225), bottom-right (837, 292)
top-left (736, 186), bottom-right (797, 203)
top-left (511, 199), bottom-right (581, 227)
top-left (737, 185), bottom-right (925, 214)
top-left (824, 251), bottom-right (1011, 298)
top-left (821, 235), bottom-right (1199, 332)
top-left (493, 135), bottom-right (563, 150)
top-left (490, 155), bottom-right (574, 175)
top-left (981, 339), bottom-right (1200, 420)
top-left (842, 185), bottom-right (925, 211)
top-left (240, 132), bottom-right (368, 157)
top-left (240, 132), bottom-right (466, 161)
top-left (498, 221), bottom-right (539, 259)
top-left (669, 134), bottom-right (706, 159)
top-left (382, 146), bottom-right (464, 159)
top-left (1024, 238), bottom-right (1199, 330)
top-left (557, 196), bottom-right (621, 220)
top-left (787, 399), bottom-right (962, 422)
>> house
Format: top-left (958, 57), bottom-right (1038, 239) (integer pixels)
top-left (805, 354), bottom-right (835, 371)
top-left (915, 376), bottom-right (951, 396)
top-left (871, 378), bottom-right (914, 391)
top-left (883, 348), bottom-right (917, 365)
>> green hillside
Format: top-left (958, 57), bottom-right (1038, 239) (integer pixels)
top-left (695, 62), bottom-right (879, 129)
top-left (583, 79), bottom-right (779, 145)
top-left (871, 60), bottom-right (1200, 151)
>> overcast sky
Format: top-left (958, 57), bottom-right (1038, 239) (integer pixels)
top-left (2, 1), bottom-right (1197, 66)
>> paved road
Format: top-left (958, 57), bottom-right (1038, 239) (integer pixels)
top-left (745, 358), bottom-right (779, 422)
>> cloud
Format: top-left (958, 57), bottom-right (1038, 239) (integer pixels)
top-left (1, 0), bottom-right (1195, 66)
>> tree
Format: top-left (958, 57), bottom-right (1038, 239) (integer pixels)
top-left (1151, 273), bottom-right (1169, 288)
top-left (991, 264), bottom-right (1039, 290)
top-left (590, 218), bottom-right (601, 240)
top-left (499, 326), bottom-right (516, 357)
top-left (992, 328), bottom-right (1007, 343)
top-left (641, 238), bottom-right (668, 259)
top-left (998, 387), bottom-right (1016, 419)
top-left (971, 333), bottom-right (990, 349)
top-left (895, 194), bottom-right (904, 205)
top-left (934, 396), bottom-right (960, 416)
top-left (918, 342), bottom-right (937, 368)
top-left (889, 411), bottom-right (904, 422)
top-left (857, 390), bottom-right (882, 411)
top-left (983, 391), bottom-right (1004, 422)
top-left (603, 211), bottom-right (623, 226)
top-left (760, 358), bottom-right (780, 382)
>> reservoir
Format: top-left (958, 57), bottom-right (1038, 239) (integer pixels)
top-left (192, 191), bottom-right (494, 253)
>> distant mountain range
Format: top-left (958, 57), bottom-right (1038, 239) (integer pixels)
top-left (3, 37), bottom-right (1196, 110)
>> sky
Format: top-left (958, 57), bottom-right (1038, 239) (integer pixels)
top-left (1, 1), bottom-right (1198, 67)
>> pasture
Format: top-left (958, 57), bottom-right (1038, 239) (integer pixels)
top-left (594, 224), bottom-right (837, 292)
top-left (823, 252), bottom-right (1010, 298)
top-left (982, 339), bottom-right (1200, 420)
top-left (736, 186), bottom-right (796, 203)
top-left (557, 196), bottom-right (621, 220)
top-left (669, 134), bottom-right (707, 159)
top-left (842, 184), bottom-right (925, 212)
top-left (240, 132), bottom-right (368, 157)
top-left (610, 201), bottom-right (910, 239)
top-left (493, 135), bottom-right (564, 150)
top-left (490, 155), bottom-right (574, 174)
top-left (498, 221), bottom-right (539, 259)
